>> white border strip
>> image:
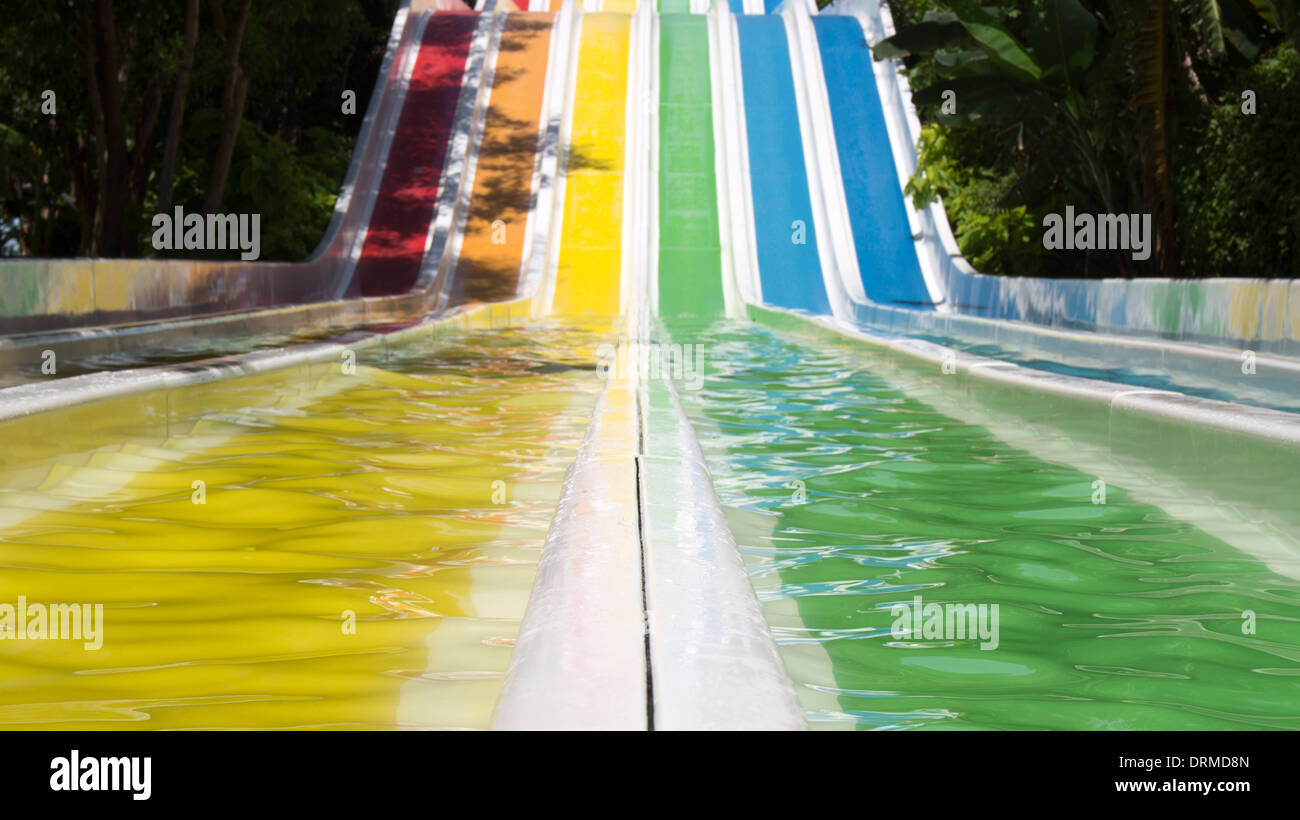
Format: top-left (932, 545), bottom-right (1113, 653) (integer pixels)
top-left (713, 2), bottom-right (763, 307)
top-left (518, 2), bottom-right (580, 305)
top-left (538, 2), bottom-right (586, 315)
top-left (319, 1), bottom-right (414, 268)
top-left (781, 11), bottom-right (854, 322)
top-left (641, 377), bottom-right (807, 730)
top-left (426, 9), bottom-right (509, 303)
top-left (706, 11), bottom-right (745, 317)
top-left (645, 7), bottom-right (662, 316)
top-left (789, 6), bottom-right (868, 305)
top-left (619, 3), bottom-right (652, 316)
top-left (334, 6), bottom-right (432, 297)
top-left (515, 7), bottom-right (566, 300)
top-left (490, 355), bottom-right (647, 730)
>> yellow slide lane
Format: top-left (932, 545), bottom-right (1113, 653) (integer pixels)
top-left (0, 327), bottom-right (605, 729)
top-left (551, 13), bottom-right (632, 318)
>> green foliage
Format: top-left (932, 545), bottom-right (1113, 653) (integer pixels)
top-left (880, 0), bottom-right (1298, 278)
top-left (906, 125), bottom-right (1044, 276)
top-left (150, 111), bottom-right (352, 261)
top-left (880, 0), bottom-right (1156, 275)
top-left (887, 0), bottom-right (946, 27)
top-left (0, 0), bottom-right (397, 259)
top-left (1174, 43), bottom-right (1300, 276)
top-left (233, 125), bottom-right (351, 261)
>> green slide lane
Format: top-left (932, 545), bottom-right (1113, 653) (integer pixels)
top-left (657, 15), bottom-right (725, 318)
top-left (664, 318), bottom-right (1300, 730)
top-left (658, 0), bottom-right (693, 15)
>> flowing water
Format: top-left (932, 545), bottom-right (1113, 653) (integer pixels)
top-left (664, 319), bottom-right (1300, 730)
top-left (0, 323), bottom-right (374, 389)
top-left (911, 333), bottom-right (1300, 416)
top-left (0, 324), bottom-right (604, 729)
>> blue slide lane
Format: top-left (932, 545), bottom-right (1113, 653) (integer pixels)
top-left (736, 16), bottom-right (831, 315)
top-left (814, 16), bottom-right (933, 307)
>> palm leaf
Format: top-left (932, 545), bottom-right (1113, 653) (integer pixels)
top-left (947, 0), bottom-right (1045, 85)
top-left (1195, 0), bottom-right (1227, 56)
top-left (873, 20), bottom-right (971, 60)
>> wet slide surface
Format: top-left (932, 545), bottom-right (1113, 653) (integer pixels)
top-left (450, 14), bottom-right (555, 306)
top-left (665, 319), bottom-right (1300, 730)
top-left (912, 332), bottom-right (1300, 415)
top-left (551, 13), bottom-right (631, 317)
top-left (734, 16), bottom-right (831, 315)
top-left (0, 324), bottom-right (356, 390)
top-left (0, 327), bottom-right (604, 729)
top-left (353, 13), bottom-right (478, 298)
top-left (815, 16), bottom-right (931, 307)
top-left (657, 15), bottom-right (725, 319)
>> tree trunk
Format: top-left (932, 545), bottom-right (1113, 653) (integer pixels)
top-left (93, 0), bottom-right (129, 257)
top-left (128, 82), bottom-right (164, 223)
top-left (158, 0), bottom-right (201, 219)
top-left (1134, 0), bottom-right (1180, 276)
top-left (203, 0), bottom-right (253, 215)
top-left (78, 17), bottom-right (106, 255)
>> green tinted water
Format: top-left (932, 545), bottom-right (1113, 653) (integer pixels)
top-left (665, 319), bottom-right (1300, 730)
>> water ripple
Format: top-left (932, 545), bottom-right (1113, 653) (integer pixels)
top-left (668, 320), bottom-right (1300, 730)
top-left (0, 325), bottom-right (605, 730)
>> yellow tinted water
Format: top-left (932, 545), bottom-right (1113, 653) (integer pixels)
top-left (0, 325), bottom-right (605, 729)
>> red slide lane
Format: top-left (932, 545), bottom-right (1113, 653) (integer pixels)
top-left (352, 12), bottom-right (478, 297)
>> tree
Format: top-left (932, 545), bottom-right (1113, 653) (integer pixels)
top-left (202, 0), bottom-right (254, 215)
top-left (82, 0), bottom-right (168, 256)
top-left (158, 0), bottom-right (202, 217)
top-left (0, 0), bottom-right (398, 259)
top-left (877, 0), bottom-right (1296, 277)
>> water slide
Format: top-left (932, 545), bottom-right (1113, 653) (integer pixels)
top-left (0, 0), bottom-right (1298, 731)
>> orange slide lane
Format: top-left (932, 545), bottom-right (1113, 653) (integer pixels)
top-left (449, 13), bottom-right (556, 305)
